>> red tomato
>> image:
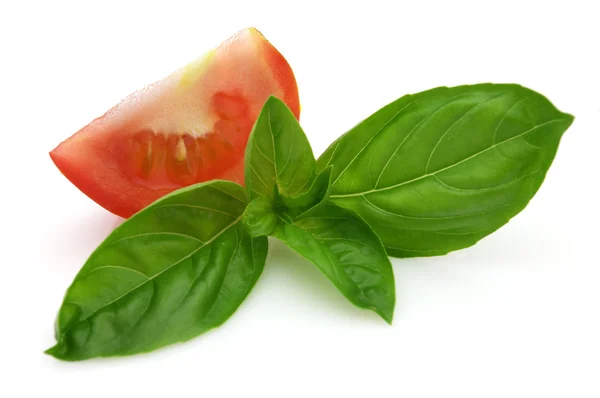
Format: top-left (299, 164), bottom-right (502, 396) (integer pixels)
top-left (50, 28), bottom-right (300, 218)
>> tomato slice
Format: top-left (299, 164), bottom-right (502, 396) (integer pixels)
top-left (50, 28), bottom-right (300, 218)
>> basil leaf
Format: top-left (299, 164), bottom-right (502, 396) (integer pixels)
top-left (245, 96), bottom-right (315, 200)
top-left (280, 166), bottom-right (333, 217)
top-left (243, 167), bottom-right (333, 236)
top-left (317, 84), bottom-right (573, 258)
top-left (242, 196), bottom-right (279, 237)
top-left (273, 202), bottom-right (395, 323)
top-left (47, 181), bottom-right (267, 361)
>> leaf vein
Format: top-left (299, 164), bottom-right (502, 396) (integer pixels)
top-left (362, 195), bottom-right (521, 221)
top-left (375, 92), bottom-right (473, 188)
top-left (209, 184), bottom-right (247, 204)
top-left (156, 204), bottom-right (237, 218)
top-left (109, 231), bottom-right (204, 246)
top-left (331, 118), bottom-right (567, 198)
top-left (253, 143), bottom-right (275, 165)
top-left (250, 164), bottom-right (271, 191)
top-left (492, 97), bottom-right (525, 144)
top-left (202, 226), bottom-right (240, 322)
top-left (268, 107), bottom-right (278, 185)
top-left (64, 217), bottom-right (243, 332)
top-left (82, 264), bottom-right (150, 280)
top-left (425, 92), bottom-right (506, 173)
top-left (331, 97), bottom-right (419, 187)
top-left (279, 128), bottom-right (295, 176)
top-left (314, 236), bottom-right (380, 253)
top-left (433, 169), bottom-right (540, 193)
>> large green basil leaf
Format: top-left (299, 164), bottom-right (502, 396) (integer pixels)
top-left (317, 84), bottom-right (573, 258)
top-left (245, 96), bottom-right (315, 200)
top-left (47, 181), bottom-right (267, 361)
top-left (273, 202), bottom-right (395, 323)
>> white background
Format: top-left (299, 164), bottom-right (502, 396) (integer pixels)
top-left (1, 0), bottom-right (599, 397)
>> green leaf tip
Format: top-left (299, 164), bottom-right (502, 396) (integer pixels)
top-left (244, 94), bottom-right (315, 201)
top-left (44, 343), bottom-right (69, 361)
top-left (378, 308), bottom-right (394, 325)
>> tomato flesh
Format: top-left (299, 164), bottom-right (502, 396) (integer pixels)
top-left (121, 92), bottom-right (252, 188)
top-left (50, 28), bottom-right (300, 218)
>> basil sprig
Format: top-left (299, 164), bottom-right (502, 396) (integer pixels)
top-left (243, 97), bottom-right (396, 324)
top-left (48, 84), bottom-right (573, 361)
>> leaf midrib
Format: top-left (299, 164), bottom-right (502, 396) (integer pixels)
top-left (330, 118), bottom-right (567, 199)
top-left (62, 216), bottom-right (243, 333)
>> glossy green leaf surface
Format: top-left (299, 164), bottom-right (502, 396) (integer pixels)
top-left (245, 96), bottom-right (315, 200)
top-left (273, 202), bottom-right (395, 323)
top-left (242, 196), bottom-right (279, 237)
top-left (317, 84), bottom-right (573, 258)
top-left (47, 181), bottom-right (267, 361)
top-left (280, 166), bottom-right (333, 218)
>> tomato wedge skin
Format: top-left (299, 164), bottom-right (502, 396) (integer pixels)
top-left (50, 28), bottom-right (300, 218)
